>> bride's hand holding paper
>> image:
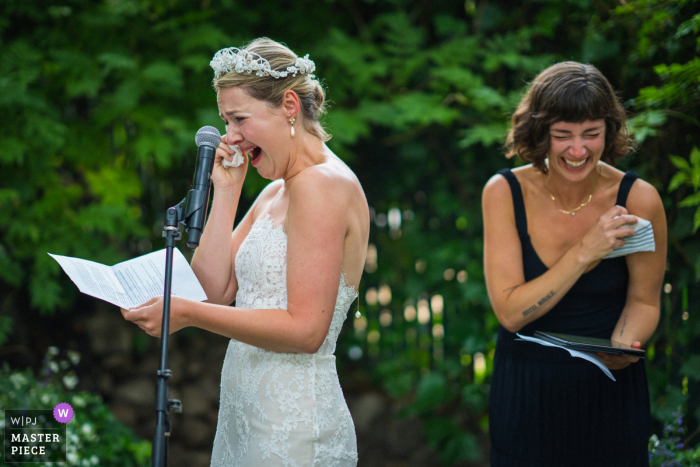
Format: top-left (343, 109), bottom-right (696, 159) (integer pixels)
top-left (120, 295), bottom-right (192, 338)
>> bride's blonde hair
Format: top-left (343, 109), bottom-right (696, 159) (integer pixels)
top-left (213, 38), bottom-right (331, 142)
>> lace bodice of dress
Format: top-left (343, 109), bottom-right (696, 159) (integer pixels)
top-left (211, 214), bottom-right (359, 467)
top-left (234, 214), bottom-right (358, 355)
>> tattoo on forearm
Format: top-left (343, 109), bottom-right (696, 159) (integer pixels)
top-left (521, 290), bottom-right (556, 317)
top-left (619, 315), bottom-right (627, 337)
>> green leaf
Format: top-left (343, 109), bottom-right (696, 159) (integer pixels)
top-left (679, 192), bottom-right (700, 207)
top-left (414, 373), bottom-right (450, 412)
top-left (178, 25), bottom-right (229, 52)
top-left (85, 167), bottom-right (141, 206)
top-left (459, 123), bottom-right (508, 148)
top-left (669, 155), bottom-right (691, 172)
top-left (383, 371), bottom-right (415, 399)
top-left (141, 62), bottom-right (183, 95)
top-left (0, 137), bottom-right (27, 164)
top-left (97, 52), bottom-right (137, 76)
top-left (691, 146), bottom-right (700, 169)
top-left (324, 109), bottom-right (371, 146)
top-left (0, 243), bottom-right (23, 286)
top-left (668, 172), bottom-right (688, 192)
top-left (680, 355), bottom-right (700, 381)
top-left (461, 383), bottom-right (488, 413)
top-left (29, 272), bottom-right (63, 313)
top-left (133, 131), bottom-right (176, 167)
top-left (627, 111), bottom-right (668, 143)
top-left (582, 29), bottom-right (620, 62)
top-left (0, 315), bottom-right (13, 346)
top-left (442, 431), bottom-right (481, 462)
top-left (423, 416), bottom-right (458, 445)
top-left (433, 14), bottom-right (467, 38)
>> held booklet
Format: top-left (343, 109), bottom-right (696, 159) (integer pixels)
top-left (516, 333), bottom-right (618, 381)
top-left (533, 331), bottom-right (646, 358)
top-left (49, 248), bottom-right (208, 309)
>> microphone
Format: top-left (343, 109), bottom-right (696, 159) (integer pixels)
top-left (183, 126), bottom-right (220, 248)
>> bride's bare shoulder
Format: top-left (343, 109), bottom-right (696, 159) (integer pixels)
top-left (255, 179), bottom-right (285, 202)
top-left (293, 156), bottom-right (365, 201)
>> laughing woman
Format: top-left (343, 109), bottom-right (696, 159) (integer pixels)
top-left (121, 38), bottom-right (368, 466)
top-left (482, 62), bottom-right (666, 466)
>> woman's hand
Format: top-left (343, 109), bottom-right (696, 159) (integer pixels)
top-left (578, 205), bottom-right (637, 265)
top-left (120, 296), bottom-right (190, 337)
top-left (211, 135), bottom-right (248, 189)
top-left (596, 342), bottom-right (641, 370)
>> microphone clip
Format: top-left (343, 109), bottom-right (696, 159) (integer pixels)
top-left (162, 193), bottom-right (208, 248)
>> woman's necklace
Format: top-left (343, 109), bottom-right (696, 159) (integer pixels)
top-left (543, 168), bottom-right (600, 216)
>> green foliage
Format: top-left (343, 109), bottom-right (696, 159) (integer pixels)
top-left (613, 3), bottom-right (700, 452)
top-left (680, 355), bottom-right (700, 382)
top-left (0, 314), bottom-right (13, 346)
top-left (649, 408), bottom-right (700, 467)
top-left (668, 147), bottom-right (700, 233)
top-left (0, 360), bottom-right (150, 466)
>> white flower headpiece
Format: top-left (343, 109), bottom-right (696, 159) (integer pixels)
top-left (210, 47), bottom-right (316, 79)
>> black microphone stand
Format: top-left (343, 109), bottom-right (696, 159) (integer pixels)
top-left (151, 188), bottom-right (210, 467)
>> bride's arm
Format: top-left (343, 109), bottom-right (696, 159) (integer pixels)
top-left (190, 183), bottom-right (250, 305)
top-left (190, 136), bottom-right (252, 305)
top-left (123, 169), bottom-right (349, 354)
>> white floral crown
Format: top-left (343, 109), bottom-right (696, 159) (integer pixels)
top-left (210, 47), bottom-right (316, 79)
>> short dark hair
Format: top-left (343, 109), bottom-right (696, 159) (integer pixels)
top-left (504, 61), bottom-right (634, 173)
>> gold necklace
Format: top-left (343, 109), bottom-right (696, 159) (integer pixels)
top-left (547, 191), bottom-right (592, 216)
top-left (543, 170), bottom-right (599, 216)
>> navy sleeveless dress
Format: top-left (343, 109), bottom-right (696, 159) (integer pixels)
top-left (489, 169), bottom-right (650, 466)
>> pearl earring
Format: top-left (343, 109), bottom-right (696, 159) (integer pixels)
top-left (289, 116), bottom-right (295, 138)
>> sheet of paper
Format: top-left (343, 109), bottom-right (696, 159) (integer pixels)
top-left (49, 249), bottom-right (208, 309)
top-left (49, 254), bottom-right (132, 307)
top-left (516, 333), bottom-right (615, 381)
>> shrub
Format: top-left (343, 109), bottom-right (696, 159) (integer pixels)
top-left (0, 350), bottom-right (150, 467)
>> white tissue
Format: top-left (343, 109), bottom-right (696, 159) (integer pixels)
top-left (221, 145), bottom-right (245, 168)
top-left (603, 217), bottom-right (655, 259)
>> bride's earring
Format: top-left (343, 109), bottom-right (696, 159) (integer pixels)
top-left (289, 116), bottom-right (295, 138)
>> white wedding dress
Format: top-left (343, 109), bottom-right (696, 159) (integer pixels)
top-left (211, 215), bottom-right (359, 467)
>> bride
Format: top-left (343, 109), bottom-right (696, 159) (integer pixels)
top-left (121, 38), bottom-right (368, 466)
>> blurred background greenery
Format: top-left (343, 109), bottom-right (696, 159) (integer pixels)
top-left (1, 0), bottom-right (699, 465)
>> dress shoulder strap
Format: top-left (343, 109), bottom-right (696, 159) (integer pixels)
top-left (615, 171), bottom-right (639, 208)
top-left (497, 168), bottom-right (528, 236)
